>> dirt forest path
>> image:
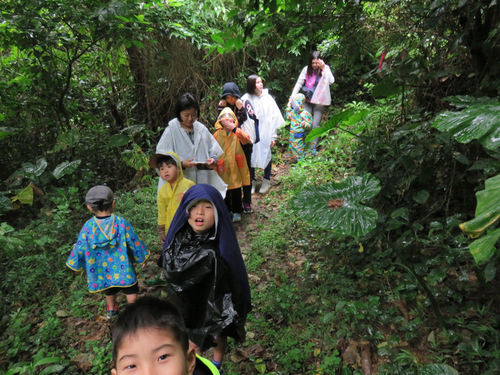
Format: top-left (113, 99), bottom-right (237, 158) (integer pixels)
top-left (222, 161), bottom-right (295, 373)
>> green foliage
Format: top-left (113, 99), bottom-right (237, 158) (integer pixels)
top-left (5, 349), bottom-right (67, 375)
top-left (431, 96), bottom-right (500, 265)
top-left (290, 174), bottom-right (381, 239)
top-left (305, 106), bottom-right (370, 143)
top-left (433, 96), bottom-right (500, 151)
top-left (460, 174), bottom-right (500, 264)
top-left (1, 0), bottom-right (500, 373)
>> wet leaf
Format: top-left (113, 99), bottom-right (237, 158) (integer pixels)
top-left (12, 184), bottom-right (34, 205)
top-left (433, 97), bottom-right (500, 150)
top-left (52, 160), bottom-right (81, 179)
top-left (290, 174), bottom-right (380, 239)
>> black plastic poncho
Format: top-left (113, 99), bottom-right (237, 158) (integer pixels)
top-left (162, 184), bottom-right (250, 350)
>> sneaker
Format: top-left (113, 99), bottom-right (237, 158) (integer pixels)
top-left (232, 213), bottom-right (242, 222)
top-left (243, 203), bottom-right (253, 214)
top-left (106, 303), bottom-right (119, 319)
top-left (259, 178), bottom-right (271, 194)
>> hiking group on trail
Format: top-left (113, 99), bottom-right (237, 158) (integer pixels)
top-left (66, 51), bottom-right (335, 374)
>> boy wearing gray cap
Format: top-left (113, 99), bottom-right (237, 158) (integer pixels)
top-left (66, 185), bottom-right (149, 318)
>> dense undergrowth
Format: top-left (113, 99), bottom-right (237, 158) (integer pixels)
top-left (1, 96), bottom-right (499, 375)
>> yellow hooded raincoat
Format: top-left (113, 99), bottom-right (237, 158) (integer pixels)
top-left (157, 151), bottom-right (195, 230)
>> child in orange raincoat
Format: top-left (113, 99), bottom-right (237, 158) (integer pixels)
top-left (213, 107), bottom-right (251, 223)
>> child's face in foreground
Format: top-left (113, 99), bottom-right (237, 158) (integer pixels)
top-left (159, 162), bottom-right (178, 185)
top-left (111, 327), bottom-right (195, 375)
top-left (188, 200), bottom-right (215, 233)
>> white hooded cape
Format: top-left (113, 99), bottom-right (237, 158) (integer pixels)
top-left (156, 118), bottom-right (227, 197)
top-left (241, 89), bottom-right (285, 169)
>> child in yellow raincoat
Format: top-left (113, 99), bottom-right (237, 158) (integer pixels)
top-left (149, 151), bottom-right (195, 243)
top-left (213, 107), bottom-right (251, 223)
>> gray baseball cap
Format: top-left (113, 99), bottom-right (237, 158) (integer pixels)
top-left (85, 185), bottom-right (114, 205)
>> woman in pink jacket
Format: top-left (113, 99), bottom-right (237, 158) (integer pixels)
top-left (290, 51), bottom-right (335, 150)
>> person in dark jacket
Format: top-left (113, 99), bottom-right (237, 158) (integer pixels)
top-left (161, 184), bottom-right (251, 371)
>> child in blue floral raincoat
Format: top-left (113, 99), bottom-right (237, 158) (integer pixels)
top-left (66, 185), bottom-right (149, 318)
top-left (286, 93), bottom-right (313, 161)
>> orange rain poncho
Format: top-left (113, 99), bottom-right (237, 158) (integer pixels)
top-left (213, 108), bottom-right (251, 190)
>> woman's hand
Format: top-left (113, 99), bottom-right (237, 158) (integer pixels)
top-left (218, 99), bottom-right (227, 107)
top-left (182, 159), bottom-right (195, 168)
top-left (235, 98), bottom-right (243, 109)
top-left (206, 158), bottom-right (216, 167)
top-left (271, 140), bottom-right (276, 148)
top-left (319, 59), bottom-right (326, 70)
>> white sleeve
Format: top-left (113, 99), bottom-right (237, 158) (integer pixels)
top-left (156, 126), bottom-right (173, 154)
top-left (323, 65), bottom-right (335, 85)
top-left (291, 66), bottom-right (308, 97)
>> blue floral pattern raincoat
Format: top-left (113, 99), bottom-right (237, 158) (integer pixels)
top-left (66, 215), bottom-right (149, 293)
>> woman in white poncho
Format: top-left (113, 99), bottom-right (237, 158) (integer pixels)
top-left (156, 93), bottom-right (227, 197)
top-left (241, 75), bottom-right (285, 194)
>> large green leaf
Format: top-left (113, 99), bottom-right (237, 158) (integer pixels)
top-left (432, 96), bottom-right (500, 150)
top-left (12, 184), bottom-right (34, 205)
top-left (109, 134), bottom-right (130, 147)
top-left (52, 160), bottom-right (82, 180)
top-left (21, 158), bottom-right (48, 179)
top-left (460, 173), bottom-right (500, 237)
top-left (460, 173), bottom-right (500, 263)
top-left (469, 228), bottom-right (500, 264)
top-left (305, 108), bottom-right (369, 142)
top-left (290, 174), bottom-right (381, 239)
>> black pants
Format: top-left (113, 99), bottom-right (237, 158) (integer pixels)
top-left (241, 143), bottom-right (253, 205)
top-left (224, 188), bottom-right (242, 214)
top-left (104, 283), bottom-right (139, 296)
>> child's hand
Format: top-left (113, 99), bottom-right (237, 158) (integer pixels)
top-left (182, 159), bottom-right (195, 168)
top-left (218, 99), bottom-right (227, 107)
top-left (235, 98), bottom-right (243, 109)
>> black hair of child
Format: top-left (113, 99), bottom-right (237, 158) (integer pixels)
top-left (111, 296), bottom-right (189, 366)
top-left (156, 154), bottom-right (177, 168)
top-left (175, 92), bottom-right (200, 121)
top-left (88, 200), bottom-right (113, 213)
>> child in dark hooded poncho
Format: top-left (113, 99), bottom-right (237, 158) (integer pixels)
top-left (161, 184), bottom-right (251, 371)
